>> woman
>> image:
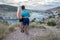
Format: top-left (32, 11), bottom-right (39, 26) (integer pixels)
top-left (17, 6), bottom-right (24, 33)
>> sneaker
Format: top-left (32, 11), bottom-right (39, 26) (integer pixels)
top-left (21, 30), bottom-right (24, 33)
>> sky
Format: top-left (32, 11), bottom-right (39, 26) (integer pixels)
top-left (0, 0), bottom-right (60, 4)
top-left (0, 0), bottom-right (60, 10)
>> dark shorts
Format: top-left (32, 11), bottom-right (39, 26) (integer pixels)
top-left (19, 18), bottom-right (23, 22)
top-left (22, 18), bottom-right (29, 26)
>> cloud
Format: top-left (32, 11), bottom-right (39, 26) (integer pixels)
top-left (0, 0), bottom-right (60, 5)
top-left (0, 0), bottom-right (29, 3)
top-left (0, 0), bottom-right (60, 10)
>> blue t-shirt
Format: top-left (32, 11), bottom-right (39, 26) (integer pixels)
top-left (21, 10), bottom-right (30, 17)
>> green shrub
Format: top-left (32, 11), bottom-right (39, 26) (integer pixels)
top-left (47, 21), bottom-right (56, 26)
top-left (49, 16), bottom-right (52, 18)
top-left (31, 18), bottom-right (36, 22)
top-left (49, 15), bottom-right (55, 18)
top-left (58, 14), bottom-right (60, 17)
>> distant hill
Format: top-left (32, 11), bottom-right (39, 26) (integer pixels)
top-left (48, 7), bottom-right (60, 11)
top-left (0, 4), bottom-right (45, 12)
top-left (45, 6), bottom-right (60, 13)
top-left (0, 4), bottom-right (17, 12)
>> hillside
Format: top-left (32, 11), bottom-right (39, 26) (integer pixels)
top-left (0, 4), bottom-right (17, 12)
top-left (45, 6), bottom-right (60, 14)
top-left (0, 4), bottom-right (17, 19)
top-left (2, 17), bottom-right (60, 40)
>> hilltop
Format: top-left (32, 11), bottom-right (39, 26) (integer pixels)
top-left (0, 4), bottom-right (17, 12)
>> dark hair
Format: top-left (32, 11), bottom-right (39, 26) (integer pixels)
top-left (21, 5), bottom-right (25, 10)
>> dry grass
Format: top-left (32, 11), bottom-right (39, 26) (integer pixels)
top-left (9, 22), bottom-right (20, 28)
top-left (0, 18), bottom-right (59, 40)
top-left (0, 22), bottom-right (20, 39)
top-left (8, 22), bottom-right (20, 32)
top-left (30, 22), bottom-right (46, 29)
top-left (44, 17), bottom-right (60, 24)
top-left (8, 22), bottom-right (46, 30)
top-left (0, 23), bottom-right (9, 39)
top-left (33, 29), bottom-right (60, 40)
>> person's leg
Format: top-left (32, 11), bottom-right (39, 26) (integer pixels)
top-left (19, 19), bottom-right (24, 33)
top-left (20, 22), bottom-right (24, 32)
top-left (23, 18), bottom-right (29, 35)
top-left (24, 25), bottom-right (29, 35)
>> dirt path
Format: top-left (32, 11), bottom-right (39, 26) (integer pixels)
top-left (3, 27), bottom-right (45, 40)
top-left (3, 26), bottom-right (60, 40)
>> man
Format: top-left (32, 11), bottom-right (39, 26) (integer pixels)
top-left (21, 5), bottom-right (30, 35)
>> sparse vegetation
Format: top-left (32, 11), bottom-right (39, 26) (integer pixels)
top-left (3, 21), bottom-right (8, 25)
top-left (34, 33), bottom-right (59, 40)
top-left (47, 21), bottom-right (56, 26)
top-left (0, 21), bottom-right (9, 39)
top-left (49, 16), bottom-right (52, 18)
top-left (31, 18), bottom-right (36, 22)
top-left (39, 21), bottom-right (45, 24)
top-left (0, 22), bottom-right (21, 39)
top-left (8, 22), bottom-right (20, 32)
top-left (49, 15), bottom-right (55, 18)
top-left (9, 27), bottom-right (15, 32)
top-left (0, 20), bottom-right (8, 25)
top-left (58, 14), bottom-right (60, 17)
